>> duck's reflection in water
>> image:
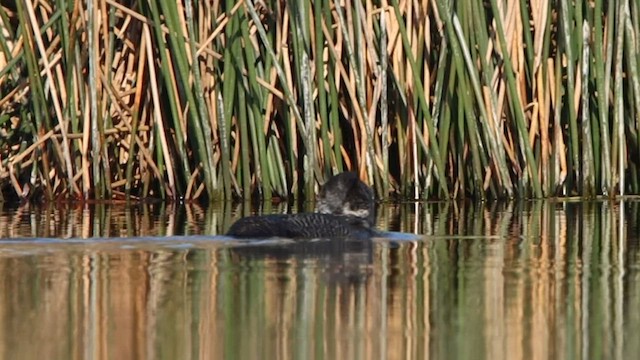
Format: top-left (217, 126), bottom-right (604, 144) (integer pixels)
top-left (228, 236), bottom-right (374, 285)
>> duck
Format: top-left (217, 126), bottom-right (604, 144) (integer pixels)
top-left (226, 172), bottom-right (377, 239)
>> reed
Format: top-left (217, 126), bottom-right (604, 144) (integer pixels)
top-left (1, 0), bottom-right (639, 201)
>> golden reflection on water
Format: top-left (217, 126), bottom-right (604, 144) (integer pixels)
top-left (0, 201), bottom-right (639, 359)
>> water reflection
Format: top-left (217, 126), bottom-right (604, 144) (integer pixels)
top-left (0, 201), bottom-right (639, 359)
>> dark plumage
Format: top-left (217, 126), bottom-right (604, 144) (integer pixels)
top-left (226, 213), bottom-right (376, 239)
top-left (226, 172), bottom-right (377, 239)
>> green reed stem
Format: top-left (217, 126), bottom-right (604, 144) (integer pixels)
top-left (240, 9), bottom-right (271, 200)
top-left (323, 0), bottom-right (343, 174)
top-left (314, 0), bottom-right (331, 176)
top-left (581, 21), bottom-right (595, 196)
top-left (245, 0), bottom-right (322, 190)
top-left (187, 0), bottom-right (219, 198)
top-left (592, 0), bottom-right (612, 195)
top-left (488, 0), bottom-right (542, 198)
top-left (612, 2), bottom-right (626, 195)
top-left (145, 0), bottom-right (190, 196)
top-left (391, 0), bottom-right (449, 197)
top-left (292, 0), bottom-right (318, 195)
top-left (379, 9), bottom-right (389, 197)
top-left (226, 8), bottom-right (251, 198)
top-left (159, 0), bottom-right (215, 197)
top-left (559, 0), bottom-right (579, 188)
top-left (221, 3), bottom-right (237, 200)
top-left (470, 0), bottom-right (514, 197)
top-left (625, 15), bottom-right (640, 193)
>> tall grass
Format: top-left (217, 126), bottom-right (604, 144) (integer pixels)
top-left (0, 0), bottom-right (639, 201)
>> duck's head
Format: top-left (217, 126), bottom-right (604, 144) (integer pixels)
top-left (315, 172), bottom-right (376, 227)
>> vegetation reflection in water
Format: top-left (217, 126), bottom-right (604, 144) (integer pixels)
top-left (0, 201), bottom-right (639, 359)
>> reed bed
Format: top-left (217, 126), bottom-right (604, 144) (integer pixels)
top-left (0, 0), bottom-right (639, 201)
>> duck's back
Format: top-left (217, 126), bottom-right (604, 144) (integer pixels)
top-left (227, 213), bottom-right (373, 239)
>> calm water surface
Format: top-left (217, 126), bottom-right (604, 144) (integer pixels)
top-left (0, 200), bottom-right (639, 359)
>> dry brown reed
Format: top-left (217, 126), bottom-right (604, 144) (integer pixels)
top-left (0, 0), bottom-right (639, 201)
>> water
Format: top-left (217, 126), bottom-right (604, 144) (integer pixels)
top-left (0, 200), bottom-right (639, 359)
